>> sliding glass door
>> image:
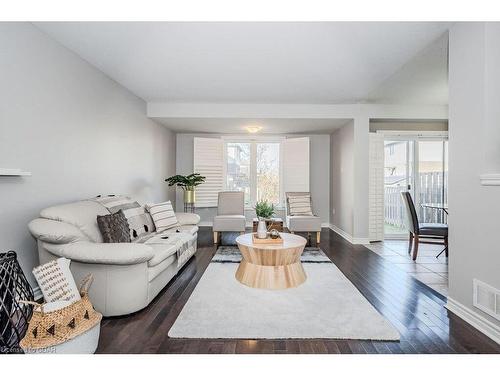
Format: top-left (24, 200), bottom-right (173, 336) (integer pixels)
top-left (383, 135), bottom-right (448, 238)
top-left (383, 140), bottom-right (414, 236)
top-left (417, 140), bottom-right (448, 224)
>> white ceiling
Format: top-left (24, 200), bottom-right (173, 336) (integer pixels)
top-left (155, 118), bottom-right (351, 134)
top-left (35, 22), bottom-right (450, 105)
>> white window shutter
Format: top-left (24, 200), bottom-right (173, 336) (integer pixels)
top-left (369, 133), bottom-right (384, 242)
top-left (282, 137), bottom-right (310, 197)
top-left (193, 137), bottom-right (223, 208)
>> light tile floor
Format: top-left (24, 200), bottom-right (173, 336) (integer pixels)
top-left (365, 240), bottom-right (449, 297)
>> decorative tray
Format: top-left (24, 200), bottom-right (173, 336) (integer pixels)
top-left (252, 233), bottom-right (283, 244)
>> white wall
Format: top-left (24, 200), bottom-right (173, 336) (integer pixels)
top-left (447, 22), bottom-right (500, 337)
top-left (330, 122), bottom-right (354, 236)
top-left (175, 133), bottom-right (330, 225)
top-left (0, 23), bottom-right (176, 287)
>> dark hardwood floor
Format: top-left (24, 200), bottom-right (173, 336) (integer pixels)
top-left (96, 227), bottom-right (500, 354)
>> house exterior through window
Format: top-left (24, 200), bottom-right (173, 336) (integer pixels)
top-left (224, 139), bottom-right (281, 207)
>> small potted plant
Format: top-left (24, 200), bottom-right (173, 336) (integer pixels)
top-left (254, 200), bottom-right (275, 239)
top-left (165, 173), bottom-right (206, 206)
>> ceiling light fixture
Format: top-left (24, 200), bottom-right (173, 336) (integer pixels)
top-left (245, 125), bottom-right (263, 133)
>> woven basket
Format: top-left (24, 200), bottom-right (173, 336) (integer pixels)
top-left (19, 274), bottom-right (102, 350)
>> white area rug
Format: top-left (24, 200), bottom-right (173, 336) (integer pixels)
top-left (169, 260), bottom-right (400, 340)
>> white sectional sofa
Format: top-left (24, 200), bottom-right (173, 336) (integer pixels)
top-left (28, 199), bottom-right (200, 317)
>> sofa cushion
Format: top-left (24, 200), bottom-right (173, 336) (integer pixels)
top-left (164, 225), bottom-right (199, 236)
top-left (146, 243), bottom-right (178, 268)
top-left (139, 231), bottom-right (196, 267)
top-left (213, 215), bottom-right (246, 232)
top-left (97, 211), bottom-right (131, 243)
top-left (148, 255), bottom-right (176, 282)
top-left (40, 200), bottom-right (109, 242)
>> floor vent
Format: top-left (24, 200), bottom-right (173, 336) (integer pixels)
top-left (473, 279), bottom-right (500, 321)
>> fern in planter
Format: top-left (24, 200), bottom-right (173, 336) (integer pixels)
top-left (165, 173), bottom-right (206, 204)
top-left (254, 200), bottom-right (275, 220)
top-left (165, 173), bottom-right (206, 191)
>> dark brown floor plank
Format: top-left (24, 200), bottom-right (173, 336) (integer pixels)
top-left (96, 227), bottom-right (500, 354)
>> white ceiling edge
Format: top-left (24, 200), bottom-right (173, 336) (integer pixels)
top-left (154, 118), bottom-right (353, 134)
top-left (148, 102), bottom-right (448, 133)
top-left (148, 102), bottom-right (449, 120)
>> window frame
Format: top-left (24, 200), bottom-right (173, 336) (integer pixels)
top-left (222, 136), bottom-right (285, 209)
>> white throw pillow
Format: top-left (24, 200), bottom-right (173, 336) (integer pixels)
top-left (146, 201), bottom-right (179, 233)
top-left (32, 258), bottom-right (80, 303)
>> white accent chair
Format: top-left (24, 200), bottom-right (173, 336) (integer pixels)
top-left (285, 192), bottom-right (322, 244)
top-left (212, 191), bottom-right (246, 244)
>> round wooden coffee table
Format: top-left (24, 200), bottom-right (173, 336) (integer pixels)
top-left (235, 232), bottom-right (307, 290)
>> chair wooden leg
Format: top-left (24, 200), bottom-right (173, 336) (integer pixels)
top-left (316, 231), bottom-right (321, 244)
top-left (408, 232), bottom-right (414, 254)
top-left (213, 231), bottom-right (218, 244)
top-left (436, 236), bottom-right (449, 258)
top-left (412, 234), bottom-right (419, 261)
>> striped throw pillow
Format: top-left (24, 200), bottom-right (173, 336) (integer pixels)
top-left (288, 194), bottom-right (313, 216)
top-left (146, 201), bottom-right (179, 233)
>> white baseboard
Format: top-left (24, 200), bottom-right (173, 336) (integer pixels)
top-left (446, 297), bottom-right (500, 345)
top-left (32, 286), bottom-right (43, 301)
top-left (328, 224), bottom-right (369, 245)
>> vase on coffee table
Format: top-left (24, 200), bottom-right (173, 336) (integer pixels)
top-left (257, 219), bottom-right (267, 239)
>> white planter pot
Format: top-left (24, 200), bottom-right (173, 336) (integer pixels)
top-left (24, 324), bottom-right (101, 354)
top-left (257, 220), bottom-right (267, 239)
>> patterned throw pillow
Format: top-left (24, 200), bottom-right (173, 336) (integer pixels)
top-left (92, 195), bottom-right (155, 240)
top-left (146, 201), bottom-right (179, 233)
top-left (121, 206), bottom-right (155, 240)
top-left (97, 211), bottom-right (131, 243)
top-left (32, 258), bottom-right (80, 303)
top-left (288, 194), bottom-right (314, 216)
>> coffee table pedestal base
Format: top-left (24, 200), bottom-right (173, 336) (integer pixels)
top-left (235, 260), bottom-right (307, 290)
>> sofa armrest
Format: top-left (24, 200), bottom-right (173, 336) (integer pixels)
top-left (175, 212), bottom-right (201, 226)
top-left (29, 218), bottom-right (89, 244)
top-left (43, 241), bottom-right (154, 266)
